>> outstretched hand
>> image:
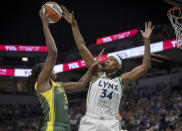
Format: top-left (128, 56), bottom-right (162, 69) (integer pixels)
top-left (140, 21), bottom-right (154, 39)
top-left (61, 5), bottom-right (76, 25)
top-left (90, 48), bottom-right (105, 70)
top-left (39, 8), bottom-right (49, 26)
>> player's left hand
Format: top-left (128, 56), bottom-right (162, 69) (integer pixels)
top-left (140, 21), bottom-right (154, 39)
top-left (61, 5), bottom-right (76, 25)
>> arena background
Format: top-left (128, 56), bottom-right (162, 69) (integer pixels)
top-left (0, 0), bottom-right (182, 130)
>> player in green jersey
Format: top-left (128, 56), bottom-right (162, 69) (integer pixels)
top-left (27, 8), bottom-right (104, 131)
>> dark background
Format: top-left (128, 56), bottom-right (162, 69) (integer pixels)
top-left (0, 0), bottom-right (172, 51)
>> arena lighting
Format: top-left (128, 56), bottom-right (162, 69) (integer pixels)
top-left (0, 39), bottom-right (178, 77)
top-left (22, 57), bottom-right (28, 62)
top-left (0, 45), bottom-right (47, 52)
top-left (96, 29), bottom-right (138, 45)
top-left (0, 29), bottom-right (138, 52)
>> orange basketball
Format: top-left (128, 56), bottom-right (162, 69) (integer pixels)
top-left (42, 2), bottom-right (62, 23)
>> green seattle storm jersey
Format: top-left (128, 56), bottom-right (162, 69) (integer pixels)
top-left (35, 80), bottom-right (69, 131)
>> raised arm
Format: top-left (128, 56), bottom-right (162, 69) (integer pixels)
top-left (61, 6), bottom-right (97, 68)
top-left (121, 22), bottom-right (154, 87)
top-left (62, 49), bottom-right (105, 92)
top-left (37, 9), bottom-right (57, 92)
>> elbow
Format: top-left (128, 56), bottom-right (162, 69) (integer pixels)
top-left (77, 82), bottom-right (85, 90)
top-left (51, 48), bottom-right (57, 56)
top-left (142, 60), bottom-right (151, 71)
top-left (143, 64), bottom-right (151, 72)
top-left (48, 51), bottom-right (57, 63)
top-left (141, 63), bottom-right (151, 72)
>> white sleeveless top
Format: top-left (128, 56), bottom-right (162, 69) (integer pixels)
top-left (86, 72), bottom-right (123, 117)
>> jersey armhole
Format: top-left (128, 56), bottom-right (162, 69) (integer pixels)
top-left (34, 82), bottom-right (38, 91)
top-left (34, 81), bottom-right (53, 95)
top-left (119, 77), bottom-right (125, 92)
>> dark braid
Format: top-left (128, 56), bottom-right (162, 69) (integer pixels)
top-left (27, 63), bottom-right (44, 95)
top-left (27, 63), bottom-right (45, 128)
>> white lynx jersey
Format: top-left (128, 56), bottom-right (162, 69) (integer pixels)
top-left (86, 72), bottom-right (123, 117)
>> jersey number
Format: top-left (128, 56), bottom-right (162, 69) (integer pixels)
top-left (100, 89), bottom-right (113, 100)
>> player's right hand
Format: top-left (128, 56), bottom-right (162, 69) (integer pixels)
top-left (39, 8), bottom-right (49, 26)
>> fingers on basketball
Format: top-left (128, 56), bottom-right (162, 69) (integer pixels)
top-left (43, 8), bottom-right (47, 17)
top-left (39, 8), bottom-right (43, 17)
top-left (39, 7), bottom-right (47, 18)
top-left (60, 5), bottom-right (65, 11)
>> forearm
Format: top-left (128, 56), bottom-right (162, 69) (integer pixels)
top-left (71, 22), bottom-right (86, 49)
top-left (37, 24), bottom-right (57, 83)
top-left (71, 22), bottom-right (95, 67)
top-left (142, 38), bottom-right (151, 69)
top-left (43, 24), bottom-right (57, 55)
top-left (62, 68), bottom-right (94, 92)
top-left (78, 67), bottom-right (95, 87)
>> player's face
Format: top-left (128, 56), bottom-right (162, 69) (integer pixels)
top-left (105, 56), bottom-right (121, 71)
top-left (51, 70), bottom-right (57, 80)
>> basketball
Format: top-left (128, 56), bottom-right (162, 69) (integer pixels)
top-left (42, 2), bottom-right (62, 23)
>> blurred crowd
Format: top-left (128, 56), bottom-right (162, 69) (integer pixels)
top-left (119, 84), bottom-right (182, 131)
top-left (0, 104), bottom-right (41, 131)
top-left (0, 83), bottom-right (182, 131)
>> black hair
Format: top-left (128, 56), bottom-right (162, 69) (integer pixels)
top-left (27, 63), bottom-right (44, 95)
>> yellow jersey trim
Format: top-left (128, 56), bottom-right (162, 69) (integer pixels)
top-left (34, 81), bottom-right (55, 131)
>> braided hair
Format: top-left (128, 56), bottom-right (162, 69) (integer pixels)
top-left (27, 63), bottom-right (45, 95)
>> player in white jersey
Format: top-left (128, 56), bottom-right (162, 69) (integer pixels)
top-left (61, 6), bottom-right (154, 131)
